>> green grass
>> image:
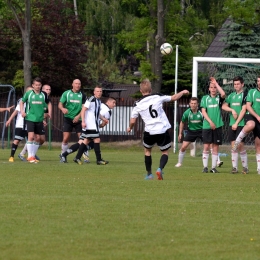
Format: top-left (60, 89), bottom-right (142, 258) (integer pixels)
top-left (1, 147), bottom-right (260, 260)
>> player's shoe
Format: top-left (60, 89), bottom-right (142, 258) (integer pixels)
top-left (202, 167), bottom-right (208, 173)
top-left (144, 174), bottom-right (154, 180)
top-left (73, 158), bottom-right (82, 165)
top-left (18, 154), bottom-right (27, 162)
top-left (210, 168), bottom-right (219, 173)
top-left (217, 161), bottom-right (223, 167)
top-left (156, 168), bottom-right (163, 180)
top-left (96, 159), bottom-right (109, 165)
top-left (35, 155), bottom-right (40, 161)
top-left (59, 154), bottom-right (67, 163)
top-left (231, 167), bottom-right (238, 174)
top-left (241, 167), bottom-right (249, 174)
top-left (9, 156), bottom-right (14, 162)
top-left (231, 141), bottom-right (240, 152)
top-left (27, 157), bottom-right (36, 163)
top-left (175, 163), bottom-right (182, 167)
top-left (83, 151), bottom-right (90, 163)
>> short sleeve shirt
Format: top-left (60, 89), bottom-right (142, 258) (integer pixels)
top-left (200, 94), bottom-right (224, 129)
top-left (246, 88), bottom-right (260, 116)
top-left (225, 91), bottom-right (247, 126)
top-left (15, 98), bottom-right (26, 128)
top-left (59, 90), bottom-right (86, 119)
top-left (22, 90), bottom-right (49, 122)
top-left (181, 108), bottom-right (203, 131)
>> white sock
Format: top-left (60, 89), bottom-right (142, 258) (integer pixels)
top-left (212, 153), bottom-right (218, 169)
top-left (236, 130), bottom-right (248, 143)
top-left (178, 151), bottom-right (186, 164)
top-left (240, 150), bottom-right (248, 168)
top-left (256, 154), bottom-right (260, 170)
top-left (20, 143), bottom-right (27, 156)
top-left (217, 154), bottom-right (221, 164)
top-left (33, 142), bottom-right (40, 157)
top-left (27, 142), bottom-right (34, 158)
top-left (62, 143), bottom-right (68, 153)
top-left (231, 151), bottom-right (238, 168)
top-left (202, 151), bottom-right (209, 168)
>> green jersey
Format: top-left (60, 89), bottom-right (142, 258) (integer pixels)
top-left (59, 90), bottom-right (86, 119)
top-left (200, 94), bottom-right (224, 129)
top-left (246, 88), bottom-right (260, 116)
top-left (22, 90), bottom-right (49, 122)
top-left (181, 108), bottom-right (203, 131)
top-left (225, 91), bottom-right (247, 126)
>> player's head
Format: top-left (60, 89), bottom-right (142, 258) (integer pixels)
top-left (140, 79), bottom-right (152, 95)
top-left (189, 97), bottom-right (199, 110)
top-left (72, 79), bottom-right (81, 92)
top-left (32, 77), bottom-right (42, 92)
top-left (233, 76), bottom-right (244, 92)
top-left (42, 84), bottom-right (51, 97)
top-left (106, 97), bottom-right (116, 109)
top-left (25, 85), bottom-right (33, 92)
top-left (208, 82), bottom-right (217, 96)
top-left (93, 86), bottom-right (103, 99)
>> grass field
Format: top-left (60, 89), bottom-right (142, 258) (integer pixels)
top-left (1, 145), bottom-right (260, 260)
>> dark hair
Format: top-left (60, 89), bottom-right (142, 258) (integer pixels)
top-left (32, 77), bottom-right (42, 84)
top-left (233, 76), bottom-right (244, 84)
top-left (189, 97), bottom-right (199, 103)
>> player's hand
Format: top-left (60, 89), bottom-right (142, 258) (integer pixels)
top-left (5, 120), bottom-right (10, 127)
top-left (62, 108), bottom-right (68, 115)
top-left (7, 105), bottom-right (14, 112)
top-left (21, 112), bottom-right (26, 118)
top-left (178, 134), bottom-right (182, 142)
top-left (232, 110), bottom-right (238, 119)
top-left (127, 127), bottom-right (132, 133)
top-left (43, 120), bottom-right (47, 127)
top-left (232, 123), bottom-right (238, 130)
top-left (210, 122), bottom-right (216, 130)
top-left (73, 115), bottom-right (80, 123)
top-left (210, 77), bottom-right (217, 84)
top-left (256, 116), bottom-right (260, 123)
top-left (182, 90), bottom-right (189, 95)
top-left (82, 122), bottom-right (86, 129)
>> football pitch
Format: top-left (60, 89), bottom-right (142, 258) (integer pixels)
top-left (1, 146), bottom-right (260, 260)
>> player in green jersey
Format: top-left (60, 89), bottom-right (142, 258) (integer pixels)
top-left (20, 77), bottom-right (50, 163)
top-left (175, 97), bottom-right (203, 167)
top-left (222, 76), bottom-right (248, 174)
top-left (200, 77), bottom-right (226, 173)
top-left (232, 76), bottom-right (260, 174)
top-left (58, 79), bottom-right (86, 153)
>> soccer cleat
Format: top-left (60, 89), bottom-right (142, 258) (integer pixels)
top-left (175, 163), bottom-right (182, 167)
top-left (35, 154), bottom-right (40, 161)
top-left (144, 174), bottom-right (154, 180)
top-left (210, 168), bottom-right (219, 173)
top-left (73, 158), bottom-right (82, 165)
top-left (59, 154), bottom-right (67, 163)
top-left (241, 167), bottom-right (249, 174)
top-left (156, 168), bottom-right (163, 180)
top-left (217, 161), bottom-right (223, 167)
top-left (18, 154), bottom-right (27, 162)
top-left (83, 151), bottom-right (89, 161)
top-left (231, 167), bottom-right (238, 174)
top-left (231, 141), bottom-right (240, 152)
top-left (202, 167), bottom-right (208, 173)
top-left (9, 157), bottom-right (14, 162)
top-left (96, 159), bottom-right (109, 165)
top-left (27, 157), bottom-right (36, 163)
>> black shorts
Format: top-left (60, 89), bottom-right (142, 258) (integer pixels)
top-left (245, 114), bottom-right (260, 139)
top-left (143, 130), bottom-right (171, 151)
top-left (228, 126), bottom-right (246, 142)
top-left (63, 117), bottom-right (82, 133)
top-left (14, 128), bottom-right (27, 141)
top-left (183, 129), bottom-right (203, 142)
top-left (26, 120), bottom-right (45, 135)
top-left (202, 127), bottom-right (222, 145)
top-left (79, 130), bottom-right (100, 140)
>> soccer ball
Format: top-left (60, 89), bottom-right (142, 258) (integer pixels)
top-left (160, 43), bottom-right (173, 55)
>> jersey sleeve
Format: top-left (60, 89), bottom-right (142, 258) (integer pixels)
top-left (200, 96), bottom-right (206, 109)
top-left (242, 89), bottom-right (248, 105)
top-left (84, 99), bottom-right (90, 109)
top-left (246, 89), bottom-right (254, 103)
top-left (131, 106), bottom-right (139, 119)
top-left (225, 94), bottom-right (231, 105)
top-left (181, 109), bottom-right (188, 122)
top-left (21, 91), bottom-right (30, 103)
top-left (82, 93), bottom-right (87, 103)
top-left (59, 91), bottom-right (67, 103)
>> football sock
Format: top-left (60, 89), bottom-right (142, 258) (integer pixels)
top-left (231, 151), bottom-right (238, 168)
top-left (63, 143), bottom-right (80, 156)
top-left (159, 154), bottom-right (168, 170)
top-left (178, 151), bottom-right (186, 164)
top-left (20, 143), bottom-right (27, 156)
top-left (145, 155), bottom-right (152, 174)
top-left (235, 130), bottom-right (248, 143)
top-left (202, 151), bottom-right (209, 168)
top-left (10, 143), bottom-right (18, 157)
top-left (75, 143), bottom-right (86, 160)
top-left (94, 143), bottom-right (101, 161)
top-left (212, 153), bottom-right (218, 169)
top-left (27, 141), bottom-right (34, 158)
top-left (61, 143), bottom-right (68, 153)
top-left (240, 150), bottom-right (248, 168)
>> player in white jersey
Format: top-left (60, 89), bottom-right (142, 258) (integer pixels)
top-left (127, 78), bottom-right (189, 180)
top-left (6, 86), bottom-right (33, 162)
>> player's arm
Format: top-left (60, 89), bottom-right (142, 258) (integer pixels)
top-left (222, 102), bottom-right (237, 120)
top-left (47, 102), bottom-right (52, 119)
top-left (0, 105), bottom-right (14, 113)
top-left (178, 121), bottom-right (185, 142)
top-left (73, 108), bottom-right (82, 123)
top-left (6, 110), bottom-right (18, 127)
top-left (201, 108), bottom-right (216, 130)
top-left (171, 90), bottom-right (189, 101)
top-left (81, 106), bottom-right (87, 129)
top-left (246, 101), bottom-right (260, 122)
top-left (58, 101), bottom-right (68, 115)
top-left (127, 118), bottom-right (137, 133)
top-left (210, 77), bottom-right (225, 98)
top-left (20, 101), bottom-right (27, 118)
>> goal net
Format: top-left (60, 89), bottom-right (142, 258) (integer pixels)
top-left (192, 57), bottom-right (260, 155)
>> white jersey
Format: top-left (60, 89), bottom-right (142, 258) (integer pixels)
top-left (83, 96), bottom-right (101, 131)
top-left (15, 99), bottom-right (27, 129)
top-left (100, 103), bottom-right (112, 120)
top-left (131, 94), bottom-right (172, 135)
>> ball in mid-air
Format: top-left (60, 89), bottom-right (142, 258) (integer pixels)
top-left (160, 43), bottom-right (173, 55)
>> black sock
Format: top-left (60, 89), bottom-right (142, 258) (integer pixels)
top-left (94, 143), bottom-right (101, 161)
top-left (159, 154), bottom-right (168, 170)
top-left (145, 155), bottom-right (152, 174)
top-left (75, 143), bottom-right (86, 159)
top-left (11, 143), bottom-right (18, 157)
top-left (63, 143), bottom-right (80, 156)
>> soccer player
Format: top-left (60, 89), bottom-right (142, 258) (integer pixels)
top-left (222, 76), bottom-right (249, 174)
top-left (20, 77), bottom-right (50, 163)
top-left (58, 79), bottom-right (86, 153)
top-left (127, 78), bottom-right (189, 180)
top-left (175, 97), bottom-right (203, 167)
top-left (232, 76), bottom-right (260, 174)
top-left (59, 87), bottom-right (112, 165)
top-left (6, 86), bottom-right (33, 162)
top-left (200, 77), bottom-right (226, 173)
